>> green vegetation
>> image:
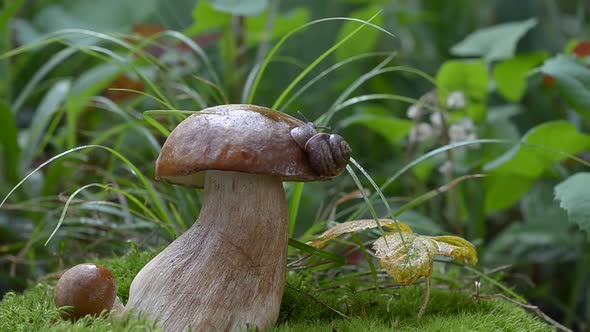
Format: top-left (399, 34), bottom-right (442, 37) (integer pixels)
top-left (0, 249), bottom-right (550, 331)
top-left (1, 0), bottom-right (589, 330)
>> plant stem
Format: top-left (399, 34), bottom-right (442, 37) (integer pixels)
top-left (234, 15), bottom-right (246, 100)
top-left (565, 244), bottom-right (590, 327)
top-left (417, 276), bottom-right (431, 320)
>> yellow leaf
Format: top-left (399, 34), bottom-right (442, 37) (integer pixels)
top-left (373, 232), bottom-right (478, 284)
top-left (373, 232), bottom-right (437, 284)
top-left (432, 235), bottom-right (478, 265)
top-left (307, 219), bottom-right (412, 248)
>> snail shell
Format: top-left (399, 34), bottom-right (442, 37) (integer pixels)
top-left (290, 122), bottom-right (352, 176)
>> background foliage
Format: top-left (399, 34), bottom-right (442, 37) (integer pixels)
top-left (1, 0), bottom-right (590, 330)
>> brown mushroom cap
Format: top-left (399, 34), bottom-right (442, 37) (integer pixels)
top-left (54, 263), bottom-right (117, 320)
top-left (155, 104), bottom-right (332, 188)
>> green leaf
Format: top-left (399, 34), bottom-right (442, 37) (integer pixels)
top-left (451, 18), bottom-right (537, 61)
top-left (0, 102), bottom-right (20, 183)
top-left (335, 7), bottom-right (383, 62)
top-left (484, 174), bottom-right (534, 213)
top-left (493, 52), bottom-right (547, 102)
top-left (484, 121), bottom-right (590, 178)
top-left (485, 220), bottom-right (577, 264)
top-left (14, 0), bottom-right (158, 44)
top-left (436, 60), bottom-right (488, 121)
top-left (211, 0), bottom-right (269, 16)
top-left (338, 114), bottom-right (413, 146)
top-left (0, 0), bottom-right (24, 31)
top-left (555, 173), bottom-right (590, 238)
top-left (186, 1), bottom-right (231, 35)
top-left (539, 54), bottom-right (590, 117)
top-left (481, 105), bottom-right (521, 163)
top-left (246, 8), bottom-right (309, 47)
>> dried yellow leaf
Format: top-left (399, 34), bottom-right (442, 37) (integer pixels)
top-left (373, 232), bottom-right (437, 284)
top-left (307, 219), bottom-right (412, 248)
top-left (432, 235), bottom-right (478, 265)
top-left (372, 232), bottom-right (478, 284)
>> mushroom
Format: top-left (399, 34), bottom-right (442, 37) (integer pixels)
top-left (125, 104), bottom-right (351, 331)
top-left (54, 263), bottom-right (118, 320)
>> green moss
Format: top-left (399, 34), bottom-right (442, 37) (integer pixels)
top-left (0, 249), bottom-right (551, 331)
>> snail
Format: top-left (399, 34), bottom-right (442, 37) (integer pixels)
top-left (290, 115), bottom-right (352, 177)
top-left (54, 263), bottom-right (122, 320)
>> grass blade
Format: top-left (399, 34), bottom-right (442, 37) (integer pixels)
top-left (272, 12), bottom-right (387, 110)
top-left (288, 238), bottom-right (346, 265)
top-left (247, 15), bottom-right (394, 105)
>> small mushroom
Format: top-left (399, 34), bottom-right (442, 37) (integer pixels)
top-left (54, 263), bottom-right (118, 320)
top-left (125, 104), bottom-right (351, 331)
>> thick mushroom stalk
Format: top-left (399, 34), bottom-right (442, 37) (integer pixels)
top-left (126, 170), bottom-right (288, 331)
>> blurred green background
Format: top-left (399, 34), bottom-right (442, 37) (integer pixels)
top-left (1, 0), bottom-right (590, 330)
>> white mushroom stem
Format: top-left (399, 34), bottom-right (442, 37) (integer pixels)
top-left (126, 170), bottom-right (288, 331)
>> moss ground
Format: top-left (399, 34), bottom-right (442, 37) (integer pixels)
top-left (0, 249), bottom-right (552, 331)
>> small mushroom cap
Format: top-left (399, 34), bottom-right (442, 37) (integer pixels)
top-left (155, 104), bottom-right (334, 188)
top-left (54, 263), bottom-right (117, 320)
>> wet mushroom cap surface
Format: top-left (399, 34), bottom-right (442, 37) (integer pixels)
top-left (155, 104), bottom-right (335, 187)
top-left (54, 263), bottom-right (117, 320)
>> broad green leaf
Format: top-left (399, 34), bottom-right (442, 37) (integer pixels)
top-left (308, 219), bottom-right (412, 248)
top-left (484, 121), bottom-right (590, 178)
top-left (539, 54), bottom-right (590, 117)
top-left (211, 0), bottom-right (269, 16)
top-left (411, 158), bottom-right (438, 183)
top-left (493, 52), bottom-right (547, 102)
top-left (0, 102), bottom-right (20, 183)
top-left (373, 232), bottom-right (477, 284)
top-left (522, 181), bottom-right (568, 224)
top-left (338, 114), bottom-right (413, 146)
top-left (451, 18), bottom-right (537, 61)
top-left (335, 7), bottom-right (383, 62)
top-left (436, 60), bottom-right (488, 121)
top-left (186, 1), bottom-right (231, 35)
top-left (0, 0), bottom-right (24, 31)
top-left (555, 173), bottom-right (590, 238)
top-left (246, 8), bottom-right (309, 47)
top-left (484, 220), bottom-right (577, 264)
top-left (484, 173), bottom-right (534, 213)
top-left (486, 183), bottom-right (576, 264)
top-left (481, 105), bottom-right (521, 164)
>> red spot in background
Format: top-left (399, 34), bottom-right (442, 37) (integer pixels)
top-left (105, 74), bottom-right (145, 102)
top-left (543, 41), bottom-right (590, 89)
top-left (132, 23), bottom-right (165, 37)
top-left (543, 74), bottom-right (556, 87)
top-left (573, 41), bottom-right (590, 58)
